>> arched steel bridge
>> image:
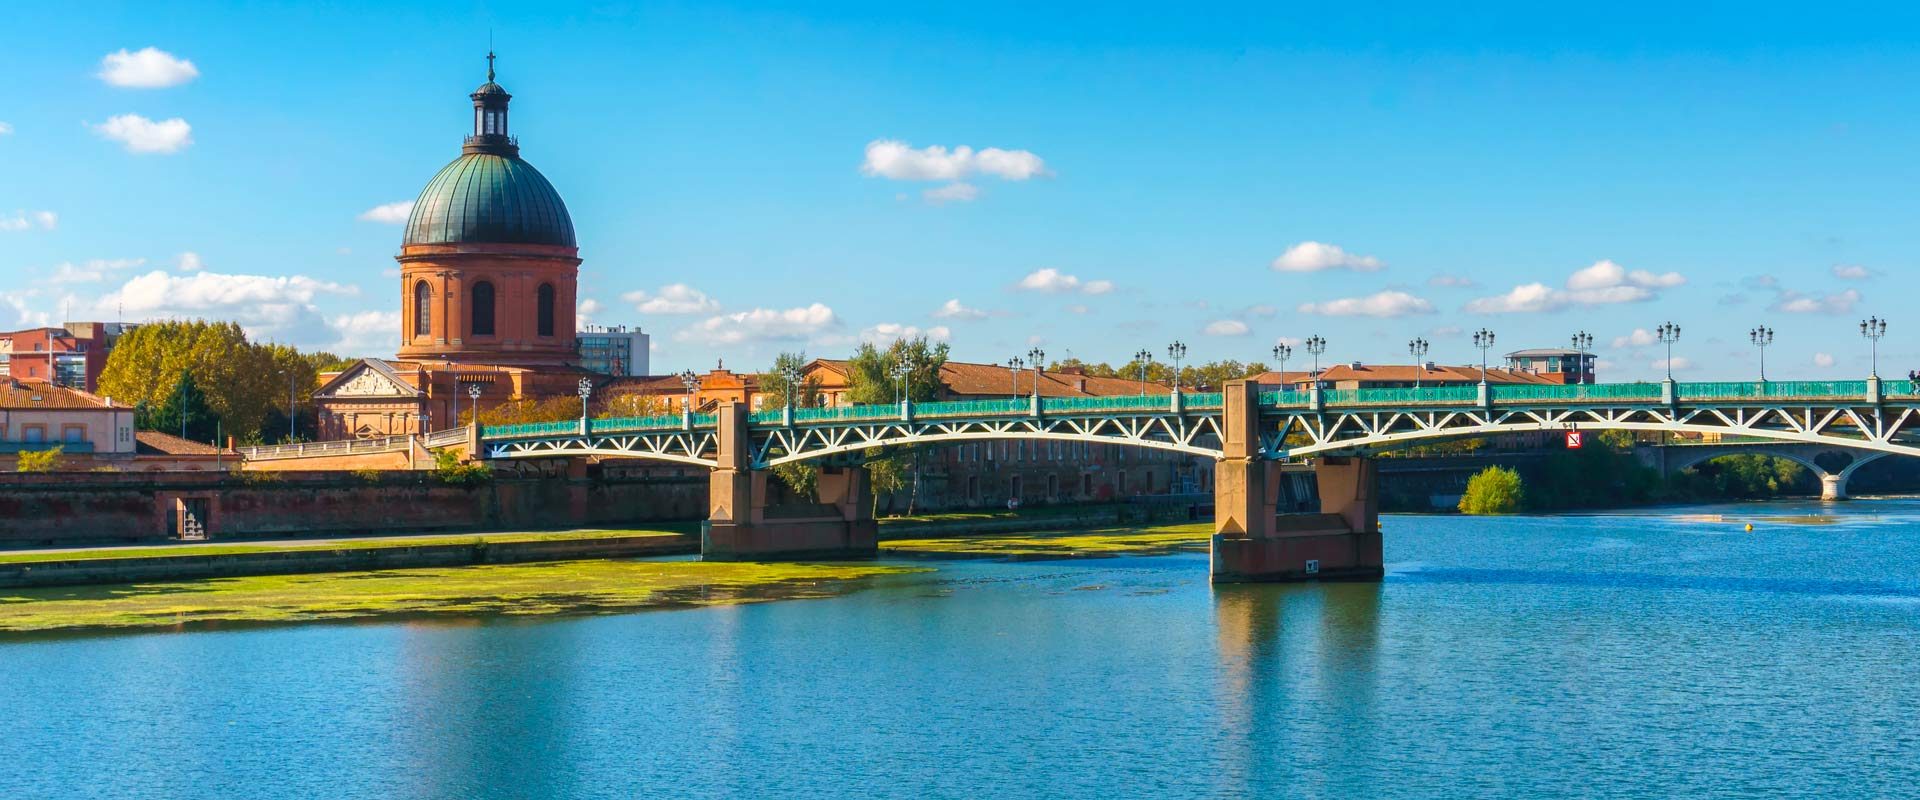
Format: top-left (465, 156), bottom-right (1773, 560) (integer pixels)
top-left (478, 378), bottom-right (1920, 468)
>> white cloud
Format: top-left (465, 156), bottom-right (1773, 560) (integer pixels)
top-left (576, 298), bottom-right (603, 328)
top-left (860, 322), bottom-right (951, 345)
top-left (327, 310), bottom-right (400, 356)
top-left (1203, 319), bottom-right (1251, 336)
top-left (676, 303), bottom-right (839, 345)
top-left (94, 270), bottom-right (359, 348)
top-left (623, 283), bottom-right (720, 315)
top-left (1244, 304), bottom-right (1278, 317)
top-left (1064, 304), bottom-right (1089, 315)
top-left (92, 114), bottom-right (192, 154)
top-left (1273, 336), bottom-right (1303, 347)
top-left (1770, 288), bottom-right (1860, 315)
top-left (1270, 241), bottom-right (1384, 273)
top-left (45, 258), bottom-right (146, 285)
top-left (1297, 290), bottom-right (1435, 318)
top-left (931, 298), bottom-right (989, 320)
top-left (1831, 264), bottom-right (1876, 280)
top-left (1015, 268), bottom-right (1113, 295)
top-left (358, 201), bottom-right (414, 224)
top-left (1814, 352), bottom-right (1837, 368)
top-left (1428, 274), bottom-right (1477, 288)
top-left (0, 122), bottom-right (12, 135)
top-left (1429, 326), bottom-right (1463, 337)
top-left (860, 140), bottom-right (1048, 181)
top-left (176, 252), bottom-right (203, 271)
top-left (98, 47), bottom-right (199, 88)
top-left (0, 210), bottom-right (57, 231)
top-left (1, 289), bottom-right (51, 327)
top-left (1612, 328), bottom-right (1660, 349)
top-left (922, 182), bottom-right (979, 205)
top-left (1467, 260), bottom-right (1685, 313)
top-left (1653, 356), bottom-right (1695, 372)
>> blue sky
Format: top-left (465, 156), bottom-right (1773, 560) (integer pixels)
top-left (3, 1), bottom-right (1918, 380)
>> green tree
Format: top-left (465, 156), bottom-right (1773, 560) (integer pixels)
top-left (137, 372), bottom-right (222, 442)
top-left (844, 337), bottom-right (949, 514)
top-left (1459, 465), bottom-right (1524, 514)
top-left (97, 320), bottom-right (322, 441)
top-left (759, 352), bottom-right (826, 499)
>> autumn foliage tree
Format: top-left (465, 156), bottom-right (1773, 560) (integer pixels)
top-left (97, 321), bottom-right (338, 443)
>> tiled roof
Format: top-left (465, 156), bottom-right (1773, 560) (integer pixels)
top-left (812, 359), bottom-right (1174, 398)
top-left (1277, 363), bottom-right (1558, 385)
top-left (135, 430), bottom-right (225, 455)
top-left (0, 381), bottom-right (125, 410)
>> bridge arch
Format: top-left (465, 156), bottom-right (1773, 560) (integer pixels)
top-left (752, 415), bottom-right (1225, 468)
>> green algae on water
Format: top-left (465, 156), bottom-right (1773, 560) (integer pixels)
top-left (0, 559), bottom-right (925, 634)
top-left (882, 523), bottom-right (1210, 559)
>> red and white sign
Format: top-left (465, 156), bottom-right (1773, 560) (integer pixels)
top-left (1565, 431), bottom-right (1584, 449)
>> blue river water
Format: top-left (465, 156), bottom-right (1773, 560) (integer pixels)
top-left (6, 500), bottom-right (1920, 799)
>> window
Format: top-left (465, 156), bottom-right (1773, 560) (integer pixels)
top-left (471, 281), bottom-right (496, 336)
top-left (62, 425), bottom-right (86, 443)
top-left (414, 281), bottom-right (431, 337)
top-left (537, 284), bottom-right (556, 337)
top-left (23, 425), bottom-right (45, 443)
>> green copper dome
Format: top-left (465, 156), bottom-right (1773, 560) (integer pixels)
top-left (403, 153), bottom-right (577, 248)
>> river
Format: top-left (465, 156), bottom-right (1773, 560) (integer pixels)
top-left (6, 500), bottom-right (1920, 798)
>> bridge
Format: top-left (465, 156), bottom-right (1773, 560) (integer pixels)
top-left (476, 377), bottom-right (1920, 582)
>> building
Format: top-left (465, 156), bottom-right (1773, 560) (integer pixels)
top-left (314, 55), bottom-right (603, 439)
top-left (0, 322), bottom-right (136, 392)
top-left (0, 380), bottom-right (137, 464)
top-left (804, 359), bottom-right (1174, 406)
top-left (1504, 348), bottom-right (1596, 384)
top-left (578, 326), bottom-right (650, 377)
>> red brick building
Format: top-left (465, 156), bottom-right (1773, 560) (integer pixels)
top-left (0, 322), bottom-right (136, 393)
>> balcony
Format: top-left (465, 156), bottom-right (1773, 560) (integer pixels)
top-left (0, 441), bottom-right (94, 454)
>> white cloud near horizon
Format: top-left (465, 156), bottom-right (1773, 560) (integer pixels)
top-left (1203, 319), bottom-right (1251, 336)
top-left (1271, 241), bottom-right (1384, 273)
top-left (1297, 290), bottom-right (1435, 318)
top-left (98, 47), bottom-right (199, 88)
top-left (358, 201), bottom-right (414, 223)
top-left (0, 122), bottom-right (13, 136)
top-left (623, 283), bottom-right (720, 315)
top-left (1770, 288), bottom-right (1860, 314)
top-left (1831, 264), bottom-right (1876, 280)
top-left (931, 298), bottom-right (990, 320)
top-left (45, 258), bottom-right (146, 285)
top-left (92, 114), bottom-right (192, 154)
top-left (1813, 352), bottom-right (1837, 368)
top-left (923, 182), bottom-right (979, 204)
top-left (176, 252), bottom-right (203, 272)
top-left (860, 322), bottom-right (951, 345)
top-left (1467, 260), bottom-right (1685, 313)
top-left (861, 140), bottom-right (1049, 181)
top-left (676, 304), bottom-right (839, 345)
top-left (0, 210), bottom-right (57, 231)
top-left (1015, 268), bottom-right (1113, 295)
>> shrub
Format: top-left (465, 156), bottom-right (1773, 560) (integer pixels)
top-left (1459, 465), bottom-right (1524, 514)
top-left (433, 450), bottom-right (492, 488)
top-left (350, 468), bottom-right (385, 483)
top-left (15, 446), bottom-right (62, 473)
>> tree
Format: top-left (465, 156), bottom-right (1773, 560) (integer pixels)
top-left (137, 372), bottom-right (221, 443)
top-left (845, 337), bottom-right (949, 514)
top-left (759, 352), bottom-right (826, 499)
top-left (97, 320), bottom-right (328, 441)
top-left (1459, 465), bottom-right (1524, 514)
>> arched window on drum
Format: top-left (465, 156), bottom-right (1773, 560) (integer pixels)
top-left (413, 280), bottom-right (432, 338)
top-left (537, 283), bottom-right (556, 337)
top-left (471, 281), bottom-right (496, 337)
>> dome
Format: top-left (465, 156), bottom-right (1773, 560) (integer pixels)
top-left (402, 153), bottom-right (577, 248)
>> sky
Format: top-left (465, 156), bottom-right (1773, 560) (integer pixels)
top-left (4, 1), bottom-right (1920, 381)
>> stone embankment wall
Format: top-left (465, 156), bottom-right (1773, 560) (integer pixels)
top-left (0, 461), bottom-right (707, 546)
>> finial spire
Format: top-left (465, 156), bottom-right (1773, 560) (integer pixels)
top-left (486, 50), bottom-right (496, 82)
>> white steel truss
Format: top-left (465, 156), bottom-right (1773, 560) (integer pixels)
top-left (753, 413), bottom-right (1223, 467)
top-left (485, 429), bottom-right (720, 468)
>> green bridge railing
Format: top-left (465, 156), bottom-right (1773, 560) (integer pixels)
top-left (486, 380), bottom-right (1913, 440)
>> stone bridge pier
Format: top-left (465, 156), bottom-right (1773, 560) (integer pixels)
top-left (702, 403), bottom-right (878, 561)
top-left (1211, 381), bottom-right (1382, 583)
top-left (1649, 443), bottom-right (1889, 502)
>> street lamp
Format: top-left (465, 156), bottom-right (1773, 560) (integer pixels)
top-left (1861, 316), bottom-right (1888, 377)
top-left (577, 377), bottom-right (594, 421)
top-left (1166, 340), bottom-right (1187, 392)
top-left (890, 357), bottom-right (911, 402)
top-left (1027, 347), bottom-right (1046, 399)
top-left (1656, 321), bottom-right (1682, 380)
top-left (1134, 348), bottom-right (1152, 395)
top-left (1304, 335), bottom-right (1327, 388)
top-left (678, 369), bottom-right (701, 412)
top-left (466, 383), bottom-right (481, 427)
top-left (1472, 328), bottom-right (1496, 384)
top-left (780, 361), bottom-right (801, 409)
top-left (1571, 331), bottom-right (1595, 385)
top-left (1408, 337), bottom-right (1429, 388)
top-left (1272, 342), bottom-right (1292, 386)
top-left (1006, 356), bottom-right (1023, 401)
top-left (1750, 326), bottom-right (1774, 382)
